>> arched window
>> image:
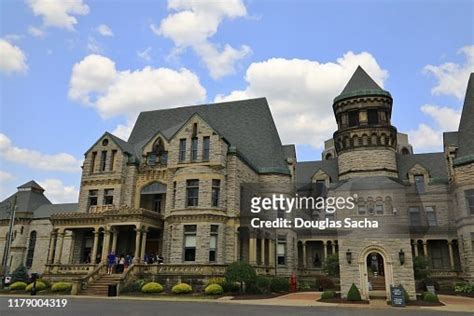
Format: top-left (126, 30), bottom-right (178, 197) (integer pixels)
top-left (325, 153), bottom-right (333, 160)
top-left (401, 147), bottom-right (410, 155)
top-left (147, 138), bottom-right (168, 166)
top-left (26, 231), bottom-right (36, 268)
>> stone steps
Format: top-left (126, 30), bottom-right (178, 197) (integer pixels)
top-left (79, 273), bottom-right (123, 296)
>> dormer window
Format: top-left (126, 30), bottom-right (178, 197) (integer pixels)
top-left (414, 175), bottom-right (425, 193)
top-left (148, 138), bottom-right (168, 166)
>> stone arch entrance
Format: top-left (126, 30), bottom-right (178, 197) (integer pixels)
top-left (358, 245), bottom-right (394, 300)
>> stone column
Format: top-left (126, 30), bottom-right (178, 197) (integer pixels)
top-left (302, 241), bottom-right (307, 268)
top-left (111, 228), bottom-right (118, 253)
top-left (134, 228), bottom-right (141, 262)
top-left (101, 230), bottom-right (111, 263)
top-left (269, 239), bottom-right (275, 266)
top-left (260, 238), bottom-right (265, 266)
top-left (448, 241), bottom-right (455, 270)
top-left (323, 240), bottom-right (328, 263)
top-left (91, 230), bottom-right (100, 264)
top-left (249, 237), bottom-right (257, 265)
top-left (140, 228), bottom-right (148, 261)
top-left (47, 232), bottom-right (56, 264)
top-left (413, 241), bottom-right (418, 257)
top-left (56, 231), bottom-right (65, 264)
top-left (423, 240), bottom-right (429, 257)
top-left (332, 241), bottom-right (336, 254)
top-left (234, 230), bottom-right (239, 262)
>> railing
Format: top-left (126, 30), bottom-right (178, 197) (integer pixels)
top-left (89, 204), bottom-right (115, 213)
top-left (45, 264), bottom-right (97, 274)
top-left (80, 262), bottom-right (108, 291)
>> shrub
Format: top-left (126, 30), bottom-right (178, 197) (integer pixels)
top-left (25, 281), bottom-right (47, 292)
top-left (315, 275), bottom-right (336, 290)
top-left (298, 281), bottom-right (312, 291)
top-left (421, 279), bottom-right (440, 291)
top-left (122, 279), bottom-right (148, 293)
top-left (171, 283), bottom-right (192, 294)
top-left (222, 281), bottom-right (240, 293)
top-left (205, 277), bottom-right (226, 287)
top-left (270, 277), bottom-right (289, 293)
top-left (205, 284), bottom-right (224, 295)
top-left (323, 254), bottom-right (340, 277)
top-left (9, 281), bottom-right (27, 291)
top-left (347, 283), bottom-right (362, 301)
top-left (141, 282), bottom-right (163, 293)
top-left (11, 265), bottom-right (29, 283)
top-left (255, 276), bottom-right (271, 294)
top-left (321, 290), bottom-right (336, 299)
top-left (455, 282), bottom-right (474, 294)
top-left (51, 282), bottom-right (72, 292)
top-left (423, 292), bottom-right (439, 302)
top-left (413, 256), bottom-right (430, 280)
top-left (224, 261), bottom-right (257, 292)
top-left (37, 279), bottom-right (50, 288)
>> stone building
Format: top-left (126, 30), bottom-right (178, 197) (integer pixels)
top-left (1, 67), bottom-right (473, 299)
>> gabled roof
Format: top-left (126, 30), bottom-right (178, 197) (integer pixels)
top-left (128, 98), bottom-right (290, 174)
top-left (396, 153), bottom-right (448, 180)
top-left (457, 73), bottom-right (474, 159)
top-left (295, 159), bottom-right (339, 189)
top-left (84, 132), bottom-right (135, 155)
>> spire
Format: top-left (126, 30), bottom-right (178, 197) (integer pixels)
top-left (340, 66), bottom-right (384, 95)
top-left (457, 73), bottom-right (474, 158)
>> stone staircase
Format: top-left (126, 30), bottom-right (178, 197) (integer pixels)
top-left (80, 274), bottom-right (123, 296)
top-left (369, 276), bottom-right (385, 290)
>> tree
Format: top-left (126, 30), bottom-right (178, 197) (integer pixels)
top-left (413, 256), bottom-right (430, 280)
top-left (347, 283), bottom-right (362, 301)
top-left (323, 254), bottom-right (340, 277)
top-left (224, 261), bottom-right (257, 293)
top-left (11, 265), bottom-right (29, 283)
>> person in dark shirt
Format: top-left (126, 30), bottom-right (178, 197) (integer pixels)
top-left (107, 251), bottom-right (116, 274)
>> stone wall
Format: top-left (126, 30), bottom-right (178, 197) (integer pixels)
top-left (338, 148), bottom-right (398, 179)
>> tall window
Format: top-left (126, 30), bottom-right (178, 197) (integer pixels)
top-left (375, 203), bottom-right (384, 215)
top-left (465, 190), bottom-right (474, 215)
top-left (409, 207), bottom-right (421, 226)
top-left (110, 150), bottom-right (116, 171)
top-left (148, 138), bottom-right (167, 166)
top-left (425, 206), bottom-right (437, 226)
top-left (90, 152), bottom-right (97, 173)
top-left (348, 111), bottom-right (359, 127)
top-left (209, 225), bottom-right (218, 262)
top-left (203, 136), bottom-right (210, 161)
top-left (414, 175), bottom-right (425, 193)
top-left (358, 203), bottom-right (367, 215)
top-left (172, 181), bottom-right (177, 208)
top-left (179, 139), bottom-right (186, 162)
top-left (277, 236), bottom-right (286, 265)
top-left (184, 225), bottom-right (197, 262)
top-left (211, 179), bottom-right (220, 207)
top-left (103, 189), bottom-right (114, 205)
top-left (100, 151), bottom-right (107, 171)
top-left (88, 190), bottom-right (98, 209)
top-left (186, 180), bottom-right (199, 207)
top-left (191, 137), bottom-right (198, 161)
top-left (25, 231), bottom-right (36, 268)
top-left (367, 109), bottom-right (379, 125)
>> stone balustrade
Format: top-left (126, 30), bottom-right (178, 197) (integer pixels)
top-left (89, 204), bottom-right (115, 213)
top-left (45, 263), bottom-right (97, 275)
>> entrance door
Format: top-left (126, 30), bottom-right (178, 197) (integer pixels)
top-left (367, 252), bottom-right (385, 290)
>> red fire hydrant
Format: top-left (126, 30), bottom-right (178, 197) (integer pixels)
top-left (290, 272), bottom-right (297, 292)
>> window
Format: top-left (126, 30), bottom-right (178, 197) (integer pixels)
top-left (184, 225), bottom-right (197, 262)
top-left (203, 136), bottom-right (210, 161)
top-left (375, 203), bottom-right (384, 215)
top-left (212, 179), bottom-right (220, 207)
top-left (348, 111), bottom-right (359, 127)
top-left (277, 236), bottom-right (286, 265)
top-left (186, 180), bottom-right (199, 207)
top-left (110, 150), bottom-right (116, 171)
top-left (100, 151), bottom-right (107, 171)
top-left (147, 154), bottom-right (157, 166)
top-left (209, 225), bottom-right (218, 262)
top-left (414, 175), bottom-right (425, 193)
top-left (179, 139), bottom-right (186, 162)
top-left (358, 204), bottom-right (367, 215)
top-left (191, 137), bottom-right (198, 161)
top-left (90, 152), bottom-right (97, 173)
top-left (425, 206), bottom-right (437, 226)
top-left (88, 190), bottom-right (98, 208)
top-left (172, 181), bottom-right (177, 208)
top-left (367, 109), bottom-right (379, 125)
top-left (409, 207), bottom-right (421, 226)
top-left (25, 231), bottom-right (36, 268)
top-left (103, 189), bottom-right (114, 205)
top-left (465, 190), bottom-right (474, 215)
top-left (153, 195), bottom-right (163, 213)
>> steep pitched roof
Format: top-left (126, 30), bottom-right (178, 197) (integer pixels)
top-left (282, 144), bottom-right (296, 160)
top-left (396, 153), bottom-right (448, 180)
top-left (33, 203), bottom-right (79, 219)
top-left (295, 159), bottom-right (339, 189)
top-left (340, 66), bottom-right (384, 95)
top-left (128, 98), bottom-right (289, 174)
top-left (457, 73), bottom-right (474, 158)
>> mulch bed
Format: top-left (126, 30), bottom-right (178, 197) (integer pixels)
top-left (317, 298), bottom-right (370, 304)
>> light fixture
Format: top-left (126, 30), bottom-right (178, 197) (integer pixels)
top-left (346, 249), bottom-right (352, 264)
top-left (399, 248), bottom-right (405, 265)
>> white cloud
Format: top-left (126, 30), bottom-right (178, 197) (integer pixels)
top-left (420, 104), bottom-right (461, 131)
top-left (0, 39), bottom-right (28, 74)
top-left (38, 179), bottom-right (79, 203)
top-left (112, 121), bottom-right (135, 140)
top-left (424, 45), bottom-right (474, 100)
top-left (0, 170), bottom-right (15, 182)
top-left (154, 0), bottom-right (250, 79)
top-left (28, 26), bottom-right (45, 37)
top-left (215, 51), bottom-right (388, 148)
top-left (87, 36), bottom-right (102, 53)
top-left (69, 54), bottom-right (206, 137)
top-left (97, 24), bottom-right (113, 36)
top-left (0, 133), bottom-right (82, 172)
top-left (27, 0), bottom-right (89, 31)
top-left (137, 47), bottom-right (152, 62)
top-left (406, 124), bottom-right (443, 152)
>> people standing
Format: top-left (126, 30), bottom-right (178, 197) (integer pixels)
top-left (107, 251), bottom-right (116, 274)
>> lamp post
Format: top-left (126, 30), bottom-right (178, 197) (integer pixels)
top-left (399, 249), bottom-right (405, 265)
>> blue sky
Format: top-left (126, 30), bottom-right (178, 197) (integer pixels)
top-left (0, 0), bottom-right (473, 203)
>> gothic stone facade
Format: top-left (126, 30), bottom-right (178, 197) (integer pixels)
top-left (1, 67), bottom-right (473, 300)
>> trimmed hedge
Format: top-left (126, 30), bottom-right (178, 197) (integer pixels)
top-left (51, 282), bottom-right (72, 292)
top-left (10, 282), bottom-right (27, 291)
top-left (25, 281), bottom-right (47, 292)
top-left (347, 283), bottom-right (362, 301)
top-left (141, 282), bottom-right (163, 293)
top-left (321, 290), bottom-right (336, 299)
top-left (270, 277), bottom-right (289, 293)
top-left (171, 283), bottom-right (192, 294)
top-left (204, 284), bottom-right (224, 295)
top-left (423, 292), bottom-right (439, 303)
top-left (205, 277), bottom-right (226, 287)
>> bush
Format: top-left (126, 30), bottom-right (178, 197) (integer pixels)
top-left (255, 276), bottom-right (271, 294)
top-left (315, 275), bottom-right (336, 290)
top-left (11, 265), bottom-right (29, 283)
top-left (205, 284), bottom-right (223, 295)
top-left (321, 290), bottom-right (336, 299)
top-left (121, 279), bottom-right (148, 293)
top-left (222, 281), bottom-right (240, 293)
top-left (347, 283), bottom-right (362, 301)
top-left (323, 254), bottom-right (340, 277)
top-left (9, 281), bottom-right (27, 291)
top-left (455, 282), bottom-right (474, 294)
top-left (25, 281), bottom-right (47, 292)
top-left (423, 292), bottom-right (439, 302)
top-left (37, 278), bottom-right (50, 288)
top-left (413, 256), bottom-right (430, 280)
top-left (224, 262), bottom-right (257, 292)
top-left (270, 277), bottom-right (289, 293)
top-left (298, 281), bottom-right (312, 291)
top-left (141, 282), bottom-right (163, 293)
top-left (205, 277), bottom-right (226, 287)
top-left (421, 279), bottom-right (440, 291)
top-left (171, 283), bottom-right (192, 294)
top-left (51, 282), bottom-right (72, 292)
